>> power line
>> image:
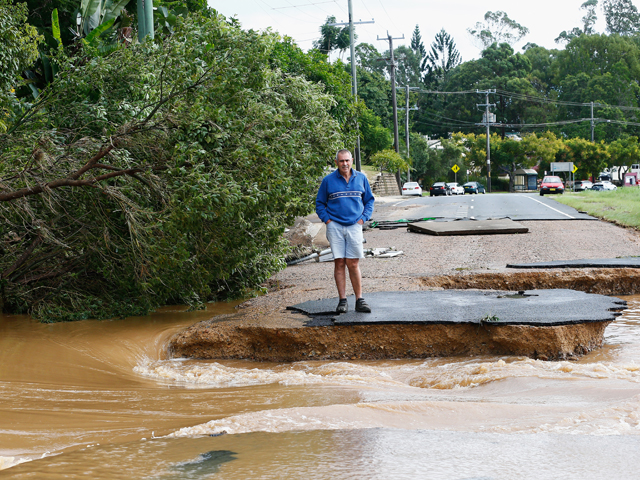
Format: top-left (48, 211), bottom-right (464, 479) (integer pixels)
top-left (417, 88), bottom-right (640, 113)
top-left (417, 89), bottom-right (479, 95)
top-left (376, 0), bottom-right (400, 33)
top-left (273, 0), bottom-right (337, 9)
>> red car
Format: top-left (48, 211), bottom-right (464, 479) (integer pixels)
top-left (539, 176), bottom-right (564, 196)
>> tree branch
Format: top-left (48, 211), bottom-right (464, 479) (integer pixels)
top-left (1, 236), bottom-right (42, 280)
top-left (0, 167), bottom-right (145, 202)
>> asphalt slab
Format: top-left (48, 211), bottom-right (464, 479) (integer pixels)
top-left (287, 290), bottom-right (626, 326)
top-left (407, 219), bottom-right (529, 236)
top-left (507, 257), bottom-right (640, 269)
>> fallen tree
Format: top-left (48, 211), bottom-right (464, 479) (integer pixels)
top-left (0, 12), bottom-right (343, 321)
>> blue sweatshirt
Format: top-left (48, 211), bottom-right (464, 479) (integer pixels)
top-left (316, 168), bottom-right (375, 225)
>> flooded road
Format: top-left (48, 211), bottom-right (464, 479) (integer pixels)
top-left (1, 298), bottom-right (640, 479)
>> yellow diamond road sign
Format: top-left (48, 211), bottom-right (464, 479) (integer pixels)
top-left (572, 165), bottom-right (578, 173)
top-left (452, 164), bottom-right (460, 173)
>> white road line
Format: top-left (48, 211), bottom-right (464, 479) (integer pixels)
top-left (525, 196), bottom-right (575, 218)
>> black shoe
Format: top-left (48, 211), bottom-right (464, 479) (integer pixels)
top-left (336, 298), bottom-right (348, 313)
top-left (355, 298), bottom-right (371, 313)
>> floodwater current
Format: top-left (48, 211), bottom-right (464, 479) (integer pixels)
top-left (1, 297), bottom-right (640, 479)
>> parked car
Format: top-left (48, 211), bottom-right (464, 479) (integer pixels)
top-left (539, 176), bottom-right (565, 196)
top-left (591, 181), bottom-right (617, 191)
top-left (430, 182), bottom-right (451, 196)
top-left (463, 181), bottom-right (486, 194)
top-left (446, 182), bottom-right (464, 195)
top-left (401, 182), bottom-right (423, 196)
top-left (574, 180), bottom-right (593, 192)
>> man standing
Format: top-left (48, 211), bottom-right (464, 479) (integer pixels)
top-left (316, 149), bottom-right (375, 313)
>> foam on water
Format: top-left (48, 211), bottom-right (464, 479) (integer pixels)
top-left (133, 358), bottom-right (405, 389)
top-left (166, 392), bottom-right (640, 438)
top-left (134, 356), bottom-right (640, 391)
top-left (0, 456), bottom-right (30, 471)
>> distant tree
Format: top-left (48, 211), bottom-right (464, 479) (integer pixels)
top-left (314, 16), bottom-right (351, 57)
top-left (410, 24), bottom-right (426, 76)
top-left (370, 149), bottom-right (408, 173)
top-left (554, 34), bottom-right (640, 141)
top-left (423, 28), bottom-right (461, 88)
top-left (608, 136), bottom-right (640, 169)
top-left (560, 138), bottom-right (610, 179)
top-left (408, 133), bottom-right (449, 185)
top-left (467, 11), bottom-right (529, 50)
top-left (602, 0), bottom-right (640, 35)
top-left (556, 0), bottom-right (600, 43)
top-left (582, 0), bottom-right (599, 34)
top-left (355, 42), bottom-right (386, 75)
top-left (394, 45), bottom-right (422, 87)
top-left (359, 108), bottom-right (392, 160)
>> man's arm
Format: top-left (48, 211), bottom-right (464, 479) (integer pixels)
top-left (315, 177), bottom-right (331, 223)
top-left (359, 177), bottom-right (375, 223)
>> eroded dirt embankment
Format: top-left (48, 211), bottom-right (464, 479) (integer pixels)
top-left (420, 269), bottom-right (640, 296)
top-left (169, 320), bottom-right (610, 362)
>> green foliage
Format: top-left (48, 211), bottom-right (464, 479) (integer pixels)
top-left (80, 0), bottom-right (130, 35)
top-left (394, 45), bottom-right (422, 87)
top-left (51, 8), bottom-right (61, 46)
top-left (602, 0), bottom-right (640, 35)
top-left (370, 149), bottom-right (409, 173)
top-left (408, 133), bottom-right (447, 186)
top-left (608, 136), bottom-right (640, 168)
top-left (560, 137), bottom-right (610, 179)
top-left (359, 107), bottom-right (392, 160)
top-left (356, 66), bottom-right (392, 129)
top-left (0, 12), bottom-right (341, 321)
top-left (0, 0), bottom-right (43, 131)
top-left (554, 34), bottom-right (640, 141)
top-left (269, 37), bottom-right (358, 148)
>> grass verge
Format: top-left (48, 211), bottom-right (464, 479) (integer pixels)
top-left (553, 188), bottom-right (640, 229)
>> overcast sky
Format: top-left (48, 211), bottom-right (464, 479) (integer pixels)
top-left (210, 0), bottom-right (621, 62)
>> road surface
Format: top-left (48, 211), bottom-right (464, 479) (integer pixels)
top-left (373, 193), bottom-right (594, 222)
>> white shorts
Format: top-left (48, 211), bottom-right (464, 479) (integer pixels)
top-left (326, 221), bottom-right (364, 259)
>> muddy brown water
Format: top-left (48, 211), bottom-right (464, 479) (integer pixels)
top-left (1, 298), bottom-right (640, 479)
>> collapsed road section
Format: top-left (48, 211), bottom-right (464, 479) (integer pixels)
top-left (168, 289), bottom-right (626, 363)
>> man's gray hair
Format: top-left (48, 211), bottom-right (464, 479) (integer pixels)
top-left (335, 148), bottom-right (352, 160)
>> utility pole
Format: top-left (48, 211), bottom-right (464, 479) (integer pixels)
top-left (328, 2), bottom-right (374, 171)
top-left (590, 101), bottom-right (595, 142)
top-left (397, 85), bottom-right (419, 182)
top-left (378, 31), bottom-right (404, 192)
top-left (476, 89), bottom-right (496, 193)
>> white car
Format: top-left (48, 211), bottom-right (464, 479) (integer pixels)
top-left (446, 182), bottom-right (464, 195)
top-left (401, 182), bottom-right (423, 196)
top-left (591, 181), bottom-right (617, 191)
